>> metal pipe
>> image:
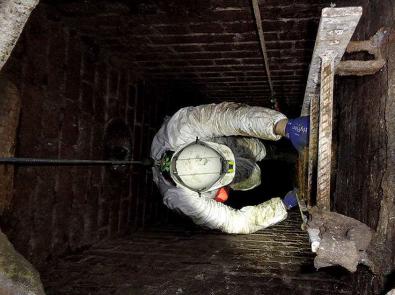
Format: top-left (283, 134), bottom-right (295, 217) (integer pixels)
top-left (0, 157), bottom-right (153, 167)
top-left (251, 0), bottom-right (274, 97)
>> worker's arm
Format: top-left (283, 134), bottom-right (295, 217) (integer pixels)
top-left (153, 167), bottom-right (287, 234)
top-left (151, 102), bottom-right (287, 160)
top-left (163, 187), bottom-right (287, 234)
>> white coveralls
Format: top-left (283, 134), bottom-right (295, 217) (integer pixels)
top-left (151, 102), bottom-right (288, 234)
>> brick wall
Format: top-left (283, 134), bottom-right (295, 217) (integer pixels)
top-left (41, 212), bottom-right (354, 295)
top-left (1, 2), bottom-right (252, 268)
top-left (1, 0), bottom-right (393, 293)
top-left (51, 0), bottom-right (336, 116)
top-left (2, 5), bottom-right (172, 269)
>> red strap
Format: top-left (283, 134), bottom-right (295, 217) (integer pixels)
top-left (214, 187), bottom-right (229, 203)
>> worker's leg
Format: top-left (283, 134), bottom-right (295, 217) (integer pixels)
top-left (209, 136), bottom-right (267, 162)
top-left (229, 158), bottom-right (261, 191)
top-left (208, 137), bottom-right (265, 191)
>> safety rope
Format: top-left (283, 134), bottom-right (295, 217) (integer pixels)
top-left (251, 0), bottom-right (275, 97)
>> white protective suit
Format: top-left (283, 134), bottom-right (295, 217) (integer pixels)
top-left (151, 102), bottom-right (288, 234)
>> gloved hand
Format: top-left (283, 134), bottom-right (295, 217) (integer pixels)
top-left (285, 116), bottom-right (310, 152)
top-left (283, 189), bottom-right (298, 210)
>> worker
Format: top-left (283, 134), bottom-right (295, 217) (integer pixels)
top-left (151, 102), bottom-right (309, 234)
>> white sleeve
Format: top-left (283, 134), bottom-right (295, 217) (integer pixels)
top-left (162, 186), bottom-right (288, 234)
top-left (151, 102), bottom-right (287, 160)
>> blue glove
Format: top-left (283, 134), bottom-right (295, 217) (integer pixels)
top-left (283, 190), bottom-right (298, 210)
top-left (285, 116), bottom-right (310, 152)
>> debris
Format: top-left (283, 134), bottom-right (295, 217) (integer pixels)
top-left (307, 207), bottom-right (374, 272)
top-left (307, 208), bottom-right (392, 274)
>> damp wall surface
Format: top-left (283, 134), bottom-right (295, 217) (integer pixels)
top-left (332, 0), bottom-right (395, 293)
top-left (1, 6), bottom-right (169, 269)
top-left (0, 3), bottom-right (232, 268)
top-left (334, 0), bottom-right (393, 229)
top-left (333, 0), bottom-right (394, 246)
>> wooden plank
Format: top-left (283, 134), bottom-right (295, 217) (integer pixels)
top-left (299, 7), bottom-right (362, 209)
top-left (301, 7), bottom-right (362, 116)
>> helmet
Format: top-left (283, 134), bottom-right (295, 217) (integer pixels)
top-left (170, 140), bottom-right (235, 193)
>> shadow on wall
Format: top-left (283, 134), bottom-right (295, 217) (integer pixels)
top-left (152, 79), bottom-right (210, 115)
top-left (226, 157), bottom-right (296, 210)
top-left (104, 118), bottom-right (132, 174)
top-left (383, 270), bottom-right (395, 294)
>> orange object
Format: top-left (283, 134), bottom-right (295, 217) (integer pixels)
top-left (214, 187), bottom-right (229, 203)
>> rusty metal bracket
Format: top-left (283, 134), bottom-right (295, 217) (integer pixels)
top-left (298, 7), bottom-right (362, 214)
top-left (337, 28), bottom-right (389, 76)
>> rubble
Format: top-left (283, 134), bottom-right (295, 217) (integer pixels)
top-left (306, 207), bottom-right (390, 274)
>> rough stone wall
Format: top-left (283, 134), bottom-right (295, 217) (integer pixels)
top-left (0, 0), bottom-right (40, 71)
top-left (334, 0), bottom-right (393, 228)
top-left (0, 230), bottom-right (45, 295)
top-left (333, 0), bottom-right (395, 293)
top-left (2, 5), bottom-right (167, 269)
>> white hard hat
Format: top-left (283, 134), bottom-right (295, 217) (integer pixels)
top-left (170, 140), bottom-right (236, 193)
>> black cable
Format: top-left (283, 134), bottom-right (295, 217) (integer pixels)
top-left (0, 157), bottom-right (154, 167)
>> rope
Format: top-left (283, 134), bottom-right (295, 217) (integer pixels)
top-left (251, 0), bottom-right (275, 97)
